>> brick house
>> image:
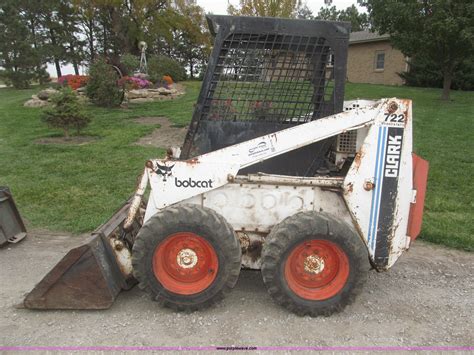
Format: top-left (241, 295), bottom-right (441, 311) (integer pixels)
top-left (347, 31), bottom-right (408, 85)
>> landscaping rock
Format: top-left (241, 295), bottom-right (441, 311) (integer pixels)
top-left (24, 99), bottom-right (49, 108)
top-left (37, 88), bottom-right (58, 101)
top-left (127, 89), bottom-right (149, 99)
top-left (156, 87), bottom-right (177, 95)
top-left (129, 97), bottom-right (155, 104)
top-left (124, 85), bottom-right (184, 104)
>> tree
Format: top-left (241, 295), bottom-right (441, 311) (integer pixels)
top-left (73, 0), bottom-right (99, 63)
top-left (1, 0), bottom-right (210, 81)
top-left (38, 0), bottom-right (68, 78)
top-left (166, 0), bottom-right (211, 79)
top-left (57, 0), bottom-right (86, 75)
top-left (148, 55), bottom-right (187, 82)
top-left (17, 0), bottom-right (51, 84)
top-left (0, 0), bottom-right (43, 88)
top-left (314, 4), bottom-right (370, 31)
top-left (41, 87), bottom-right (91, 138)
top-left (86, 58), bottom-right (123, 107)
top-left (400, 52), bottom-right (474, 91)
top-left (361, 0), bottom-right (474, 100)
top-left (296, 3), bottom-right (314, 19)
top-left (337, 5), bottom-right (370, 31)
top-left (228, 0), bottom-right (303, 18)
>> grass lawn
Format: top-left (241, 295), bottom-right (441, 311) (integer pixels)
top-left (0, 82), bottom-right (472, 251)
top-left (0, 82), bottom-right (201, 234)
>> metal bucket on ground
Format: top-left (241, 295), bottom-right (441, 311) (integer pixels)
top-left (0, 187), bottom-right (27, 247)
top-left (23, 199), bottom-right (142, 309)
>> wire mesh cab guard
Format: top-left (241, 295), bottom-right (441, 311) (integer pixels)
top-left (181, 15), bottom-right (350, 176)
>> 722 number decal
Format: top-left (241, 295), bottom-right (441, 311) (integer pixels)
top-left (384, 113), bottom-right (405, 123)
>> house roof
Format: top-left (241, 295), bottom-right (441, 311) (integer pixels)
top-left (349, 31), bottom-right (390, 44)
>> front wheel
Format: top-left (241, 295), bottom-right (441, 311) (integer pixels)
top-left (261, 212), bottom-right (368, 316)
top-left (132, 204), bottom-right (241, 311)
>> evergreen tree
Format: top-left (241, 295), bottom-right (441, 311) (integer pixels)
top-left (41, 87), bottom-right (91, 138)
top-left (0, 0), bottom-right (42, 88)
top-left (58, 0), bottom-right (86, 75)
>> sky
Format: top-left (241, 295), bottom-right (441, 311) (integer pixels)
top-left (47, 0), bottom-right (363, 76)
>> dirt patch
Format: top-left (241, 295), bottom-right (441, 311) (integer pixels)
top-left (134, 116), bottom-right (187, 149)
top-left (35, 136), bottom-right (99, 145)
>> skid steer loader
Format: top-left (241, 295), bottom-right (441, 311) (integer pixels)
top-left (23, 16), bottom-right (429, 316)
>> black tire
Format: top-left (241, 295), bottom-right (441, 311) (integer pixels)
top-left (132, 204), bottom-right (241, 311)
top-left (261, 212), bottom-right (368, 316)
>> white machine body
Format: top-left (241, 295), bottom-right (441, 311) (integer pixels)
top-left (140, 98), bottom-right (419, 270)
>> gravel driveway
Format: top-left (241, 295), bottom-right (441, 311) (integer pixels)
top-left (0, 231), bottom-right (472, 349)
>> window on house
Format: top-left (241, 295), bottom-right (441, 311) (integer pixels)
top-left (327, 53), bottom-right (334, 68)
top-left (375, 51), bottom-right (385, 70)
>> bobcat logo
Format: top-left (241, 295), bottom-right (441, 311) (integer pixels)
top-left (154, 162), bottom-right (175, 181)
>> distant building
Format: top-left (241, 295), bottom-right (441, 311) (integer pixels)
top-left (347, 31), bottom-right (408, 86)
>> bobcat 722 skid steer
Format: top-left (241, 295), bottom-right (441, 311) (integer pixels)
top-left (23, 16), bottom-right (428, 316)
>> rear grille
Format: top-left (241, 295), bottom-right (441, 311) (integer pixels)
top-left (336, 131), bottom-right (357, 153)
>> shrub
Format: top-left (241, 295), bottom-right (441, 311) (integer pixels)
top-left (118, 76), bottom-right (152, 90)
top-left (148, 55), bottom-right (186, 83)
top-left (1, 69), bottom-right (34, 89)
top-left (252, 100), bottom-right (273, 120)
top-left (41, 87), bottom-right (91, 138)
top-left (35, 67), bottom-right (51, 85)
top-left (58, 75), bottom-right (89, 90)
top-left (120, 54), bottom-right (140, 75)
top-left (86, 59), bottom-right (123, 107)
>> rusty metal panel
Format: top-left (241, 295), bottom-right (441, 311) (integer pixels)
top-left (184, 179), bottom-right (350, 227)
top-left (201, 183), bottom-right (315, 233)
top-left (237, 231), bottom-right (265, 269)
top-left (0, 187), bottom-right (27, 247)
top-left (407, 154), bottom-right (429, 240)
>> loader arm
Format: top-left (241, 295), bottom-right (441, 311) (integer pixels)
top-left (196, 102), bottom-right (381, 169)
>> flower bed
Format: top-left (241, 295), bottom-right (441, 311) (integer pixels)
top-left (162, 75), bottom-right (174, 85)
top-left (118, 76), bottom-right (152, 90)
top-left (58, 75), bottom-right (89, 90)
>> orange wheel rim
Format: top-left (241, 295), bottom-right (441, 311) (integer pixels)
top-left (153, 232), bottom-right (219, 295)
top-left (284, 239), bottom-right (349, 300)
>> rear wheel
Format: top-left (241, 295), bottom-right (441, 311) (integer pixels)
top-left (261, 212), bottom-right (368, 316)
top-left (132, 204), bottom-right (241, 311)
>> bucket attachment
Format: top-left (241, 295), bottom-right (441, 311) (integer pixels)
top-left (23, 199), bottom-right (142, 310)
top-left (0, 187), bottom-right (27, 247)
